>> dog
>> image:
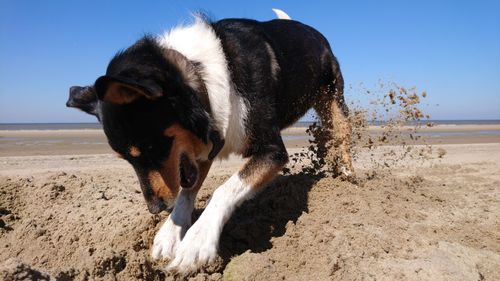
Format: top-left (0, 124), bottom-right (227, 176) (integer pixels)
top-left (66, 9), bottom-right (354, 272)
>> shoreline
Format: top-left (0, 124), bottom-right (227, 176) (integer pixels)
top-left (0, 124), bottom-right (499, 157)
top-left (2, 123), bottom-right (499, 133)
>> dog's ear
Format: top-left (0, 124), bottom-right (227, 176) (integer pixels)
top-left (66, 86), bottom-right (100, 120)
top-left (94, 75), bottom-right (163, 105)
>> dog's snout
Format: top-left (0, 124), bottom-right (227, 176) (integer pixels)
top-left (146, 197), bottom-right (168, 214)
top-left (134, 168), bottom-right (177, 214)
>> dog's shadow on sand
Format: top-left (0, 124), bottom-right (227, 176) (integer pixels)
top-left (195, 173), bottom-right (320, 261)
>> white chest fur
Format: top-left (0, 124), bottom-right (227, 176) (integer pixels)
top-left (157, 17), bottom-right (248, 158)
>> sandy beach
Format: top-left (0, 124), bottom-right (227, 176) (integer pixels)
top-left (1, 124), bottom-right (499, 157)
top-left (1, 124), bottom-right (499, 280)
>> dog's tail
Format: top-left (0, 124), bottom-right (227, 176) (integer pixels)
top-left (272, 8), bottom-right (291, 20)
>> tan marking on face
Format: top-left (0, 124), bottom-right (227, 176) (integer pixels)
top-left (148, 170), bottom-right (177, 202)
top-left (164, 124), bottom-right (208, 159)
top-left (153, 124), bottom-right (211, 195)
top-left (129, 146), bottom-right (141, 157)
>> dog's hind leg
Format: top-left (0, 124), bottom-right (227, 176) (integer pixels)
top-left (313, 59), bottom-right (355, 180)
top-left (168, 132), bottom-right (288, 272)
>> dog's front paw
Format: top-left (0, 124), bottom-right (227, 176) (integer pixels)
top-left (167, 222), bottom-right (218, 273)
top-left (151, 216), bottom-right (187, 261)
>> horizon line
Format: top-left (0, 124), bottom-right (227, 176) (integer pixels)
top-left (2, 118), bottom-right (500, 125)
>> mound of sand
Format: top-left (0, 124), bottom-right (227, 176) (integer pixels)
top-left (1, 144), bottom-right (499, 280)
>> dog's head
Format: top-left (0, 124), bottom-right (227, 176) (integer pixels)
top-left (67, 37), bottom-right (224, 214)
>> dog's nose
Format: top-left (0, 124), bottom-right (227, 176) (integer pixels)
top-left (146, 197), bottom-right (168, 214)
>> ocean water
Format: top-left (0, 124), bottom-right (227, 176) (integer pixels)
top-left (0, 120), bottom-right (499, 144)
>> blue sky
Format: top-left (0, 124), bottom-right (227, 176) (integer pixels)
top-left (0, 0), bottom-right (499, 123)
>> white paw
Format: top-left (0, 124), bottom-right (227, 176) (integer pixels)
top-left (167, 221), bottom-right (218, 273)
top-left (151, 216), bottom-right (187, 261)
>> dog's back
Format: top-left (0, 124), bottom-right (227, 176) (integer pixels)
top-left (212, 18), bottom-right (342, 129)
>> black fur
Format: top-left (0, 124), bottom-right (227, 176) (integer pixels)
top-left (100, 37), bottom-right (215, 145)
top-left (67, 16), bottom-right (345, 213)
top-left (212, 19), bottom-right (343, 159)
top-left (67, 36), bottom-right (222, 212)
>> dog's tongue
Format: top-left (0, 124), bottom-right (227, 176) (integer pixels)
top-left (179, 154), bottom-right (197, 188)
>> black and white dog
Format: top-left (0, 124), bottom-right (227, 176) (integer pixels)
top-left (67, 9), bottom-right (353, 272)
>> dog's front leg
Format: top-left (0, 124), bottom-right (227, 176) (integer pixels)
top-left (168, 145), bottom-right (288, 273)
top-left (152, 160), bottom-right (212, 261)
top-left (152, 188), bottom-right (196, 260)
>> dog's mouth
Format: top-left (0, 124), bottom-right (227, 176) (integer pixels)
top-left (179, 153), bottom-right (198, 189)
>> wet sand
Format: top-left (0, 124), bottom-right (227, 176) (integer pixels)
top-left (1, 124), bottom-right (499, 156)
